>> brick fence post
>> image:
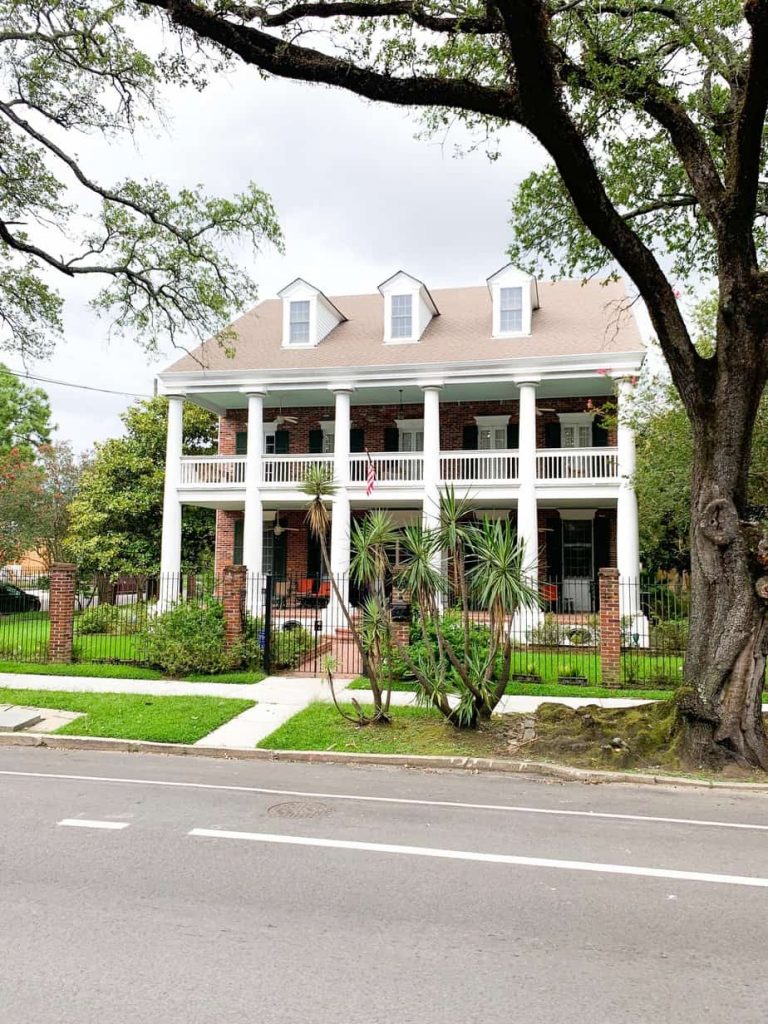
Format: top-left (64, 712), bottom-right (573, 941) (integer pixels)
top-left (599, 568), bottom-right (621, 687)
top-left (49, 562), bottom-right (77, 664)
top-left (222, 563), bottom-right (247, 653)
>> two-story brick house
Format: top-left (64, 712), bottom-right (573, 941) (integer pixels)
top-left (156, 264), bottom-right (645, 616)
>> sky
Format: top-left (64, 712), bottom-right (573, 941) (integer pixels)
top-left (4, 40), bottom-right (639, 451)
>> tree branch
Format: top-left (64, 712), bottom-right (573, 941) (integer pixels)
top-left (244, 1), bottom-right (502, 34)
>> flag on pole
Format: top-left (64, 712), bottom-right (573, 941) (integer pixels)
top-left (365, 449), bottom-right (376, 496)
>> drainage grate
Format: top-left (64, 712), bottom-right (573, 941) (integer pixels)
top-left (266, 801), bottom-right (334, 820)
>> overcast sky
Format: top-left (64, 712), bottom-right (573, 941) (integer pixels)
top-left (4, 48), bottom-right (625, 450)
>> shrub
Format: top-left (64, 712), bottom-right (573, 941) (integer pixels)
top-left (650, 619), bottom-right (689, 651)
top-left (140, 601), bottom-right (243, 676)
top-left (243, 617), bottom-right (314, 671)
top-left (76, 604), bottom-right (143, 635)
top-left (531, 613), bottom-right (566, 647)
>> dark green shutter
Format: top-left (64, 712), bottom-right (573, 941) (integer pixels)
top-left (506, 423), bottom-right (520, 449)
top-left (383, 426), bottom-right (399, 452)
top-left (350, 427), bottom-right (365, 453)
top-left (273, 531), bottom-right (287, 580)
top-left (307, 535), bottom-right (322, 578)
top-left (462, 424), bottom-right (478, 450)
top-left (545, 515), bottom-right (563, 581)
top-left (592, 420), bottom-right (609, 447)
top-left (544, 422), bottom-right (561, 449)
top-left (235, 431), bottom-right (248, 455)
top-left (594, 513), bottom-right (611, 570)
top-left (233, 518), bottom-right (244, 566)
top-left (308, 429), bottom-right (324, 454)
top-left (275, 429), bottom-right (290, 454)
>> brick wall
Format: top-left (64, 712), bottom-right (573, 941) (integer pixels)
top-left (214, 510), bottom-right (242, 577)
top-left (599, 568), bottom-right (621, 686)
top-left (49, 563), bottom-right (76, 663)
top-left (217, 395), bottom-right (615, 455)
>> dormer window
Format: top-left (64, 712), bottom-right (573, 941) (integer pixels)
top-left (391, 295), bottom-right (413, 339)
top-left (289, 300), bottom-right (311, 344)
top-left (500, 287), bottom-right (523, 333)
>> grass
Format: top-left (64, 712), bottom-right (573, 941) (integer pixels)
top-left (0, 686), bottom-right (254, 744)
top-left (257, 701), bottom-right (505, 757)
top-left (346, 677), bottom-right (674, 701)
top-left (0, 660), bottom-right (265, 684)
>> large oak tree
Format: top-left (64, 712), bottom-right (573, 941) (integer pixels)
top-left (140, 0), bottom-right (768, 768)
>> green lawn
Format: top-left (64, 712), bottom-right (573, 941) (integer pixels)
top-left (346, 677), bottom-right (674, 701)
top-left (0, 660), bottom-right (264, 684)
top-left (257, 701), bottom-right (503, 757)
top-left (0, 686), bottom-right (254, 744)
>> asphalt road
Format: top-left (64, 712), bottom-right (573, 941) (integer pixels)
top-left (2, 747), bottom-right (768, 1023)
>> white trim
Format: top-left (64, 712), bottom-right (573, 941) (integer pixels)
top-left (558, 412), bottom-right (596, 425)
top-left (559, 509), bottom-right (597, 520)
top-left (395, 418), bottom-right (425, 431)
top-left (474, 414), bottom-right (510, 428)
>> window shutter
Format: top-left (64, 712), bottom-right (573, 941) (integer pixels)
top-left (308, 429), bottom-right (324, 454)
top-left (594, 513), bottom-right (611, 570)
top-left (462, 424), bottom-right (479, 450)
top-left (592, 420), bottom-right (609, 447)
top-left (383, 426), bottom-right (399, 452)
top-left (307, 535), bottom-right (323, 578)
top-left (235, 431), bottom-right (248, 455)
top-left (544, 422), bottom-right (561, 449)
top-left (273, 531), bottom-right (287, 580)
top-left (506, 423), bottom-right (520, 449)
top-left (544, 515), bottom-right (563, 582)
top-left (275, 429), bottom-right (290, 454)
top-left (233, 518), bottom-right (244, 566)
top-left (350, 427), bottom-right (365, 453)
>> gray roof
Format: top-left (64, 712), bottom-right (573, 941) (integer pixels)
top-left (165, 279), bottom-right (644, 374)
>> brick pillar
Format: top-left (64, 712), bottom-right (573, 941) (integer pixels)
top-left (49, 562), bottom-right (77, 664)
top-left (222, 563), bottom-right (247, 652)
top-left (599, 567), bottom-right (621, 687)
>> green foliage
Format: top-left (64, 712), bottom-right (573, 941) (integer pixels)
top-left (0, 365), bottom-right (52, 456)
top-left (244, 617), bottom-right (314, 671)
top-left (75, 604), bottom-right (140, 636)
top-left (531, 614), bottom-right (566, 647)
top-left (139, 600), bottom-right (242, 677)
top-left (0, 3), bottom-right (282, 357)
top-left (67, 397), bottom-right (217, 575)
top-left (651, 619), bottom-right (690, 653)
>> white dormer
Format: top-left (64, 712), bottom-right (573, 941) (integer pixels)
top-left (378, 270), bottom-right (439, 344)
top-left (486, 264), bottom-right (539, 338)
top-left (277, 278), bottom-right (346, 348)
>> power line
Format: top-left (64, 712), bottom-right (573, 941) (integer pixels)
top-left (1, 367), bottom-right (153, 399)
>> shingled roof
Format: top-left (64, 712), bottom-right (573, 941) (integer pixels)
top-left (165, 278), bottom-right (644, 374)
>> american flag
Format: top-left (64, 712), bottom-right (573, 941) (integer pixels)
top-left (365, 450), bottom-right (376, 496)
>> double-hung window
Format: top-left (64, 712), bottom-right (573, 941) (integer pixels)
top-left (499, 287), bottom-right (523, 332)
top-left (289, 300), bottom-right (310, 344)
top-left (478, 426), bottom-right (507, 450)
top-left (391, 294), bottom-right (413, 339)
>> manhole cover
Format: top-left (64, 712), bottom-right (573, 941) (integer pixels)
top-left (267, 801), bottom-right (333, 820)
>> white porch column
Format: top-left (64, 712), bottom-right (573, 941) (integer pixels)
top-left (242, 389), bottom-right (265, 576)
top-left (616, 376), bottom-right (644, 633)
top-left (329, 387), bottom-right (352, 616)
top-left (421, 384), bottom-right (442, 533)
top-left (159, 394), bottom-right (184, 608)
top-left (516, 379), bottom-right (540, 583)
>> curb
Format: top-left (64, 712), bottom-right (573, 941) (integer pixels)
top-left (1, 731), bottom-right (767, 791)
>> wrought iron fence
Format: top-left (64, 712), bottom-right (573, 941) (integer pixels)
top-left (0, 571), bottom-right (50, 662)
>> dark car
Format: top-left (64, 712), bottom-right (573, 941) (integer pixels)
top-left (0, 582), bottom-right (42, 614)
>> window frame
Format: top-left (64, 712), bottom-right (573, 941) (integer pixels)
top-left (288, 299), bottom-right (311, 345)
top-left (390, 293), bottom-right (413, 340)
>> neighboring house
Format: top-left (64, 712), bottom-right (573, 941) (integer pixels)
top-left (157, 264), bottom-right (645, 616)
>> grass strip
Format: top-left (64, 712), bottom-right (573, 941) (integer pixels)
top-left (345, 677), bottom-right (674, 701)
top-left (0, 661), bottom-right (264, 684)
top-left (0, 686), bottom-right (254, 744)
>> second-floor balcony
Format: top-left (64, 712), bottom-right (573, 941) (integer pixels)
top-left (177, 447), bottom-right (620, 494)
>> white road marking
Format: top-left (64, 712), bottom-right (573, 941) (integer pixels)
top-left (188, 828), bottom-right (768, 889)
top-left (1, 769), bottom-right (765, 833)
top-left (58, 818), bottom-right (130, 830)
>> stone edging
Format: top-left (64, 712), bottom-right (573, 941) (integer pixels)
top-left (1, 730), bottom-right (767, 792)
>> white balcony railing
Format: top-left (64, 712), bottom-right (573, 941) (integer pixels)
top-left (440, 450), bottom-right (519, 483)
top-left (536, 448), bottom-right (619, 481)
top-left (179, 447), bottom-right (619, 490)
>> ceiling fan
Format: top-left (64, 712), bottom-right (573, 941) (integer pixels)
top-left (536, 406), bottom-right (557, 416)
top-left (272, 514), bottom-right (301, 537)
top-left (274, 400), bottom-right (298, 427)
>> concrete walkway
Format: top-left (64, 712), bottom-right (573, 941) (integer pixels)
top-left (0, 670), bottom-right (665, 749)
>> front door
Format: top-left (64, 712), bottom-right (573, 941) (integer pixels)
top-left (561, 519), bottom-right (594, 612)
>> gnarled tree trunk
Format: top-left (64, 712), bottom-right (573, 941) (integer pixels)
top-left (679, 325), bottom-right (768, 768)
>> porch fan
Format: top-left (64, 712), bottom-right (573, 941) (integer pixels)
top-left (272, 514), bottom-right (301, 537)
top-left (274, 399), bottom-right (298, 427)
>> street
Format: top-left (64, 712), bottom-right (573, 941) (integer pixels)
top-left (1, 748), bottom-right (767, 1023)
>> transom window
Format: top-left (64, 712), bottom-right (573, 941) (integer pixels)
top-left (288, 300), bottom-right (310, 344)
top-left (391, 294), bottom-right (413, 339)
top-left (499, 286), bottom-right (523, 332)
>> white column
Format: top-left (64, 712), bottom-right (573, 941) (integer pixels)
top-left (516, 380), bottom-right (539, 582)
top-left (329, 388), bottom-right (352, 619)
top-left (159, 394), bottom-right (184, 609)
top-left (242, 390), bottom-right (265, 576)
top-left (616, 377), bottom-right (644, 636)
top-left (421, 384), bottom-right (442, 533)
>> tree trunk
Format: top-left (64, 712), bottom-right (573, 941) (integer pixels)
top-left (679, 340), bottom-right (768, 768)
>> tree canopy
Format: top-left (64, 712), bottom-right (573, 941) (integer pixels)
top-left (67, 397), bottom-right (218, 576)
top-left (0, 365), bottom-right (52, 457)
top-left (0, 1), bottom-right (282, 360)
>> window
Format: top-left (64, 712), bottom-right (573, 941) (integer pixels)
top-left (479, 426), bottom-right (508, 450)
top-left (262, 526), bottom-right (274, 575)
top-left (562, 519), bottom-right (594, 578)
top-left (499, 286), bottom-right (523, 332)
top-left (288, 300), bottom-right (310, 344)
top-left (391, 294), bottom-right (413, 339)
top-left (559, 414), bottom-right (593, 449)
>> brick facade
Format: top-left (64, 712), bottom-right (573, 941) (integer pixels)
top-left (598, 568), bottom-right (621, 686)
top-left (222, 563), bottom-right (247, 651)
top-left (49, 562), bottom-right (77, 663)
top-left (214, 509), bottom-right (242, 577)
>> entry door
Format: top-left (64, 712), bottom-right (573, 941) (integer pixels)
top-left (561, 519), bottom-right (594, 612)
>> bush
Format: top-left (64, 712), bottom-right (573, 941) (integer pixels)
top-left (531, 613), bottom-right (567, 647)
top-left (243, 617), bottom-right (314, 671)
top-left (650, 618), bottom-right (689, 651)
top-left (140, 601), bottom-right (243, 676)
top-left (76, 604), bottom-right (142, 635)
